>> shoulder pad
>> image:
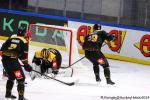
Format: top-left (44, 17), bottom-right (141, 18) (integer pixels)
top-left (47, 52), bottom-right (56, 62)
top-left (35, 51), bottom-right (42, 58)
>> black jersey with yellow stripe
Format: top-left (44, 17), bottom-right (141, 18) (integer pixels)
top-left (1, 35), bottom-right (29, 61)
top-left (83, 30), bottom-right (114, 51)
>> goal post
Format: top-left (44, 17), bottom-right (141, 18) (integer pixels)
top-left (27, 24), bottom-right (80, 67)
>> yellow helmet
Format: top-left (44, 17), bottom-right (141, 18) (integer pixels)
top-left (41, 48), bottom-right (49, 59)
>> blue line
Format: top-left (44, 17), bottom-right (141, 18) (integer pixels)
top-left (0, 8), bottom-right (150, 32)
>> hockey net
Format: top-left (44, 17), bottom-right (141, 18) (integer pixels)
top-left (27, 24), bottom-right (83, 76)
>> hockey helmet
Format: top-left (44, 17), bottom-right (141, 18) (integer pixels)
top-left (41, 48), bottom-right (49, 59)
top-left (17, 26), bottom-right (26, 36)
top-left (93, 24), bottom-right (101, 31)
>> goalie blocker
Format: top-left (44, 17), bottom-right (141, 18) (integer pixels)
top-left (32, 48), bottom-right (62, 76)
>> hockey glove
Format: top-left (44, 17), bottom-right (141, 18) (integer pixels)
top-left (24, 64), bottom-right (33, 72)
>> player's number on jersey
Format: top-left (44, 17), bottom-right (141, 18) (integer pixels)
top-left (9, 44), bottom-right (17, 50)
top-left (88, 34), bottom-right (98, 42)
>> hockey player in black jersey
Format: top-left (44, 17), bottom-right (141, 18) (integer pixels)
top-left (32, 48), bottom-right (62, 76)
top-left (1, 26), bottom-right (32, 100)
top-left (83, 24), bottom-right (116, 85)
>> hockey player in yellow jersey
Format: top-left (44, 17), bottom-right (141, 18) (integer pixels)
top-left (32, 48), bottom-right (62, 75)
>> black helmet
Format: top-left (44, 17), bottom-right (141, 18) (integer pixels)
top-left (17, 26), bottom-right (26, 36)
top-left (41, 48), bottom-right (49, 59)
top-left (93, 24), bottom-right (101, 30)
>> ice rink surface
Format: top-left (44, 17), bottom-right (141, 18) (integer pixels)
top-left (0, 40), bottom-right (150, 100)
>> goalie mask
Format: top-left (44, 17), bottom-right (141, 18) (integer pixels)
top-left (93, 24), bottom-right (101, 31)
top-left (17, 26), bottom-right (26, 36)
top-left (41, 48), bottom-right (49, 59)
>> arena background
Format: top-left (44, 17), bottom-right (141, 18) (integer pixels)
top-left (0, 0), bottom-right (150, 65)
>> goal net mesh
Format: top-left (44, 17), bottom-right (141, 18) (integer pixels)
top-left (27, 24), bottom-right (80, 68)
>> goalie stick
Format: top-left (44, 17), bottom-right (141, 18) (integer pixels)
top-left (32, 70), bottom-right (75, 86)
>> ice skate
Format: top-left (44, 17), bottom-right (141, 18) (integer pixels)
top-left (18, 97), bottom-right (28, 100)
top-left (95, 75), bottom-right (101, 82)
top-left (106, 79), bottom-right (115, 85)
top-left (5, 94), bottom-right (16, 99)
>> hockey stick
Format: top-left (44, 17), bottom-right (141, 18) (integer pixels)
top-left (60, 42), bottom-right (107, 77)
top-left (60, 56), bottom-right (85, 77)
top-left (102, 42), bottom-right (107, 47)
top-left (60, 56), bottom-right (85, 69)
top-left (60, 42), bottom-right (107, 69)
top-left (32, 70), bottom-right (75, 86)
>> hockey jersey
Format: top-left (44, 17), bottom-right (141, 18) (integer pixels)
top-left (83, 30), bottom-right (115, 51)
top-left (1, 35), bottom-right (28, 62)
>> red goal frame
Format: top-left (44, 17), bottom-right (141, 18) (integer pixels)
top-left (27, 24), bottom-right (73, 66)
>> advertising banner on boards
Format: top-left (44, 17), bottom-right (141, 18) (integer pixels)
top-left (68, 21), bottom-right (150, 64)
top-left (0, 10), bottom-right (67, 37)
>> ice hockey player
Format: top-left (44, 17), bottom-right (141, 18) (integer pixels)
top-left (32, 48), bottom-right (62, 76)
top-left (0, 26), bottom-right (33, 100)
top-left (82, 24), bottom-right (116, 85)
